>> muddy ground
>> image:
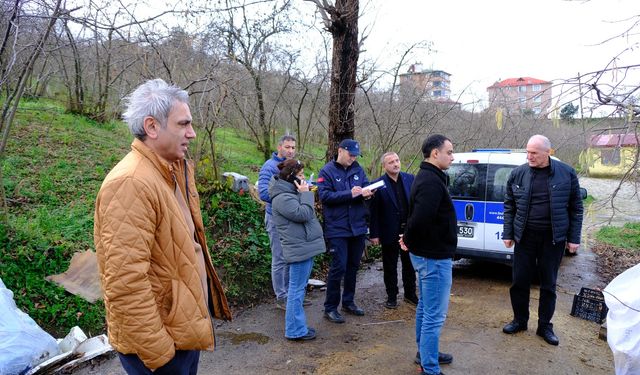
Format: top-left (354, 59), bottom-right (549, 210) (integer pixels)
top-left (75, 177), bottom-right (638, 375)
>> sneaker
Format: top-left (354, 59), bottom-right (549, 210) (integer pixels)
top-left (414, 351), bottom-right (453, 365)
top-left (286, 327), bottom-right (316, 341)
top-left (276, 298), bottom-right (286, 311)
top-left (384, 299), bottom-right (399, 309)
top-left (324, 310), bottom-right (346, 323)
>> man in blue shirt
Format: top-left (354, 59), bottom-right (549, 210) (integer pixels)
top-left (258, 134), bottom-right (297, 309)
top-left (317, 139), bottom-right (374, 323)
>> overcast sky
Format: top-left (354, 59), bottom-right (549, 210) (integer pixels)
top-left (355, 0), bottom-right (638, 109)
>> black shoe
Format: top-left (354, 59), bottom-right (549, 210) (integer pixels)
top-left (536, 326), bottom-right (559, 346)
top-left (324, 310), bottom-right (345, 323)
top-left (384, 299), bottom-right (398, 309)
top-left (286, 327), bottom-right (316, 341)
top-left (502, 320), bottom-right (527, 334)
top-left (342, 304), bottom-right (365, 316)
top-left (414, 351), bottom-right (453, 365)
top-left (404, 295), bottom-right (419, 306)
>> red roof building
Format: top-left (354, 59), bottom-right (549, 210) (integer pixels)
top-left (487, 77), bottom-right (552, 117)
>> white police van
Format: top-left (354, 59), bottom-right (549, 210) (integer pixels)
top-left (446, 149), bottom-right (556, 264)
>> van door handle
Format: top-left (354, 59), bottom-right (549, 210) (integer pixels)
top-left (465, 203), bottom-right (474, 221)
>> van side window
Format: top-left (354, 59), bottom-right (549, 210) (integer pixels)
top-left (488, 165), bottom-right (515, 202)
top-left (447, 164), bottom-right (486, 200)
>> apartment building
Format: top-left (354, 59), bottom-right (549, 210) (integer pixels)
top-left (399, 63), bottom-right (453, 102)
top-left (487, 77), bottom-right (552, 116)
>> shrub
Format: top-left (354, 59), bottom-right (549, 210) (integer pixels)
top-left (201, 184), bottom-right (272, 304)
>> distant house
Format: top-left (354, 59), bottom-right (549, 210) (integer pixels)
top-left (487, 77), bottom-right (552, 117)
top-left (399, 63), bottom-right (458, 106)
top-left (584, 133), bottom-right (639, 177)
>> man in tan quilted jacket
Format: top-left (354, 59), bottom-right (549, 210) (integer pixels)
top-left (94, 79), bottom-right (232, 375)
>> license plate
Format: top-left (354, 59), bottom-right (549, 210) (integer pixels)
top-left (457, 225), bottom-right (474, 238)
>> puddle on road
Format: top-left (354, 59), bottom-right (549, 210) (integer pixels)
top-left (217, 331), bottom-right (270, 345)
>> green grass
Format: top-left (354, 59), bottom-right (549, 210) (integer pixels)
top-left (209, 128), bottom-right (329, 183)
top-left (1, 99), bottom-right (130, 337)
top-left (584, 195), bottom-right (595, 206)
top-left (595, 222), bottom-right (640, 250)
top-left (211, 128), bottom-right (267, 183)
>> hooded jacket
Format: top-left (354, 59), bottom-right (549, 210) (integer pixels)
top-left (94, 139), bottom-right (231, 370)
top-left (269, 177), bottom-right (326, 263)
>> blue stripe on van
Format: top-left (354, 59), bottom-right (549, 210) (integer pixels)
top-left (452, 200), bottom-right (504, 224)
top-left (485, 202), bottom-right (504, 224)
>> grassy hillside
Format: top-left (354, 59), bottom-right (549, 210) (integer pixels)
top-left (0, 99), bottom-right (312, 336)
top-left (1, 99), bottom-right (130, 337)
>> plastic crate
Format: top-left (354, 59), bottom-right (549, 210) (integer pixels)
top-left (570, 287), bottom-right (608, 324)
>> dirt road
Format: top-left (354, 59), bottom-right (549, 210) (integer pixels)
top-left (75, 177), bottom-right (627, 375)
top-left (76, 259), bottom-right (612, 375)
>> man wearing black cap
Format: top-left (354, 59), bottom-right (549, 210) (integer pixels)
top-left (317, 139), bottom-right (374, 323)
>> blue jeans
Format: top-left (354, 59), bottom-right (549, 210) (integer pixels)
top-left (323, 235), bottom-right (365, 312)
top-left (265, 212), bottom-right (289, 300)
top-left (118, 350), bottom-right (199, 375)
top-left (410, 254), bottom-right (452, 375)
top-left (285, 257), bottom-right (315, 338)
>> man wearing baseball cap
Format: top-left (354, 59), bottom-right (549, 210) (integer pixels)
top-left (317, 139), bottom-right (375, 323)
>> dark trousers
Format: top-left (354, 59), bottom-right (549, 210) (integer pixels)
top-left (510, 228), bottom-right (565, 328)
top-left (118, 350), bottom-right (200, 375)
top-left (324, 235), bottom-right (365, 312)
top-left (381, 241), bottom-right (416, 301)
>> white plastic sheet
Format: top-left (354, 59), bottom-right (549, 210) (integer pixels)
top-left (0, 278), bottom-right (60, 375)
top-left (604, 263), bottom-right (640, 375)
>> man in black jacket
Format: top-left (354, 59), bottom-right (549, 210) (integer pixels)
top-left (400, 134), bottom-right (455, 375)
top-left (502, 134), bottom-right (584, 346)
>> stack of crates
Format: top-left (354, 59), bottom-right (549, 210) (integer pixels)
top-left (570, 287), bottom-right (608, 324)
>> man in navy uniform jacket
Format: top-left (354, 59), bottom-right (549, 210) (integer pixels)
top-left (317, 139), bottom-right (374, 324)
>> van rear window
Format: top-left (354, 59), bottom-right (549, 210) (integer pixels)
top-left (447, 164), bottom-right (486, 201)
top-left (447, 163), bottom-right (517, 202)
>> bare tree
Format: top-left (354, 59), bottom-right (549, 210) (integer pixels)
top-left (213, 0), bottom-right (294, 160)
top-left (308, 0), bottom-right (360, 161)
top-left (0, 0), bottom-right (64, 223)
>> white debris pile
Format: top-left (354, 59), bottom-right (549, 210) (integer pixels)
top-left (0, 278), bottom-right (113, 375)
top-left (604, 263), bottom-right (640, 375)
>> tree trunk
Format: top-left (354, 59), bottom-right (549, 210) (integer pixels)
top-left (0, 0), bottom-right (63, 224)
top-left (63, 20), bottom-right (84, 115)
top-left (250, 69), bottom-right (270, 160)
top-left (325, 0), bottom-right (359, 162)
